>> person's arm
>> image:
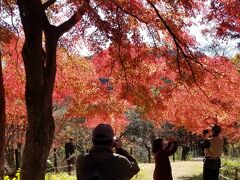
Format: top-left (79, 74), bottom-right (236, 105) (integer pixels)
top-left (116, 147), bottom-right (137, 162)
top-left (65, 143), bottom-right (69, 159)
top-left (165, 141), bottom-right (178, 156)
top-left (198, 139), bottom-right (210, 149)
top-left (115, 139), bottom-right (140, 178)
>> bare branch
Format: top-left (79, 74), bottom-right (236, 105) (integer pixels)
top-left (147, 0), bottom-right (200, 83)
top-left (84, 2), bottom-right (114, 40)
top-left (43, 0), bottom-right (56, 10)
top-left (56, 3), bottom-right (87, 38)
top-left (112, 2), bottom-right (148, 24)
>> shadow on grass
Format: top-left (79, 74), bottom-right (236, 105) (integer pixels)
top-left (178, 174), bottom-right (203, 180)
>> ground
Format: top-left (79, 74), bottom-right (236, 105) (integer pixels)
top-left (132, 160), bottom-right (203, 180)
top-left (46, 160), bottom-right (204, 180)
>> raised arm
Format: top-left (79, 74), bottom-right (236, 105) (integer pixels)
top-left (165, 141), bottom-right (178, 156)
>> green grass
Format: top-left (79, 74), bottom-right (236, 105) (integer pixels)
top-left (131, 163), bottom-right (154, 180)
top-left (45, 161), bottom-right (203, 180)
top-left (220, 157), bottom-right (240, 179)
top-left (46, 173), bottom-right (76, 180)
top-left (4, 159), bottom-right (239, 179)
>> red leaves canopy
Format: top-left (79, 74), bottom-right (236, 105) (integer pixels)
top-left (1, 0), bottom-right (240, 140)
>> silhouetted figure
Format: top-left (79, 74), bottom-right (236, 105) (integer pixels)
top-left (181, 145), bottom-right (190, 161)
top-left (152, 137), bottom-right (178, 180)
top-left (65, 137), bottom-right (75, 175)
top-left (76, 123), bottom-right (140, 180)
top-left (199, 124), bottom-right (224, 180)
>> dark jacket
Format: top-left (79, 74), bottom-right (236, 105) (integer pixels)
top-left (153, 141), bottom-right (178, 180)
top-left (65, 142), bottom-right (75, 159)
top-left (76, 145), bottom-right (140, 180)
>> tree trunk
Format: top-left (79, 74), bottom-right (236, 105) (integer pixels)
top-left (0, 49), bottom-right (6, 180)
top-left (17, 1), bottom-right (55, 179)
top-left (17, 0), bottom-right (86, 179)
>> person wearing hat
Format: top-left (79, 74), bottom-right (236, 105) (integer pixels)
top-left (199, 124), bottom-right (224, 180)
top-left (76, 123), bottom-right (140, 180)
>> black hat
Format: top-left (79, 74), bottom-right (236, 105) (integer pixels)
top-left (92, 124), bottom-right (114, 141)
top-left (211, 124), bottom-right (221, 134)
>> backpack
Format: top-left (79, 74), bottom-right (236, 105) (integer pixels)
top-left (83, 154), bottom-right (118, 180)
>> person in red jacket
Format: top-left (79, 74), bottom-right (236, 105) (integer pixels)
top-left (152, 137), bottom-right (178, 180)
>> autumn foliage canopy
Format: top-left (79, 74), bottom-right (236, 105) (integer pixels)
top-left (1, 0), bottom-right (240, 140)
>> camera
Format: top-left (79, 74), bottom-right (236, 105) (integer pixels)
top-left (113, 136), bottom-right (119, 147)
top-left (202, 129), bottom-right (209, 135)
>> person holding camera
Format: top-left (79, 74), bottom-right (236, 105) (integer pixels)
top-left (76, 123), bottom-right (140, 180)
top-left (199, 124), bottom-right (224, 180)
top-left (152, 137), bottom-right (178, 180)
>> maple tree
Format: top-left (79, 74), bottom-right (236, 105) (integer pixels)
top-left (0, 0), bottom-right (239, 179)
top-left (53, 50), bottom-right (129, 144)
top-left (205, 0), bottom-right (240, 39)
top-left (162, 59), bottom-right (240, 141)
top-left (92, 47), bottom-right (240, 138)
top-left (0, 37), bottom-right (26, 178)
top-left (0, 11), bottom-right (20, 177)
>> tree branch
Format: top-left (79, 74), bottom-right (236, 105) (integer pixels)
top-left (43, 0), bottom-right (56, 10)
top-left (112, 2), bottom-right (148, 24)
top-left (147, 0), bottom-right (200, 83)
top-left (56, 3), bottom-right (87, 38)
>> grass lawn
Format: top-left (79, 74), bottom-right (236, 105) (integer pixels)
top-left (46, 160), bottom-right (203, 180)
top-left (132, 161), bottom-right (203, 180)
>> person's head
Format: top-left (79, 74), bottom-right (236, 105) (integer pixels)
top-left (69, 137), bottom-right (74, 142)
top-left (92, 124), bottom-right (114, 146)
top-left (211, 124), bottom-right (221, 136)
top-left (152, 138), bottom-right (163, 153)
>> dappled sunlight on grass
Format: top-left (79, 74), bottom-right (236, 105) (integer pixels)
top-left (178, 174), bottom-right (203, 180)
top-left (132, 161), bottom-right (203, 180)
top-left (131, 163), bottom-right (154, 180)
top-left (46, 173), bottom-right (76, 180)
top-left (172, 161), bottom-right (202, 179)
top-left (45, 160), bottom-right (203, 180)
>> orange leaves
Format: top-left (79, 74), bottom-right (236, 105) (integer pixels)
top-left (54, 49), bottom-right (129, 130)
top-left (1, 39), bottom-right (26, 126)
top-left (2, 0), bottom-right (239, 140)
top-left (161, 56), bottom-right (240, 137)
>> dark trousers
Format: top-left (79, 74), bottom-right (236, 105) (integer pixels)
top-left (203, 158), bottom-right (220, 180)
top-left (203, 167), bottom-right (219, 180)
top-left (67, 157), bottom-right (75, 175)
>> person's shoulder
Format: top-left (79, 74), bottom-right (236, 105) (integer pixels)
top-left (211, 136), bottom-right (223, 140)
top-left (113, 153), bottom-right (129, 162)
top-left (65, 142), bottom-right (71, 146)
top-left (113, 153), bottom-right (124, 158)
top-left (216, 136), bottom-right (224, 142)
top-left (77, 153), bottom-right (90, 160)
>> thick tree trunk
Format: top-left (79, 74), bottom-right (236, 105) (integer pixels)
top-left (17, 1), bottom-right (55, 179)
top-left (20, 35), bottom-right (57, 180)
top-left (0, 50), bottom-right (6, 180)
top-left (17, 0), bottom-right (85, 179)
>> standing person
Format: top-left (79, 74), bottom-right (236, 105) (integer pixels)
top-left (152, 137), bottom-right (178, 180)
top-left (76, 123), bottom-right (140, 180)
top-left (65, 137), bottom-right (75, 175)
top-left (199, 124), bottom-right (224, 180)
